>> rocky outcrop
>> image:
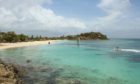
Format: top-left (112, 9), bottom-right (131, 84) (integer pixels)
top-left (0, 60), bottom-right (24, 84)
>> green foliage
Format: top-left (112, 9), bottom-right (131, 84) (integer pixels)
top-left (0, 32), bottom-right (48, 43)
top-left (78, 32), bottom-right (108, 40)
top-left (0, 31), bottom-right (108, 43)
top-left (18, 34), bottom-right (28, 41)
top-left (0, 32), bottom-right (28, 42)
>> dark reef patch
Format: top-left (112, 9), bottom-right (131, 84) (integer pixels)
top-left (0, 58), bottom-right (129, 84)
top-left (128, 57), bottom-right (140, 63)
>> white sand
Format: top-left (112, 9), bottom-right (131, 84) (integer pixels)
top-left (0, 40), bottom-right (57, 50)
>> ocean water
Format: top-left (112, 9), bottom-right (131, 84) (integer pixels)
top-left (0, 39), bottom-right (140, 84)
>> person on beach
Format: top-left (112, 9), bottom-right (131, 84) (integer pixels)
top-left (48, 41), bottom-right (50, 44)
top-left (77, 37), bottom-right (80, 46)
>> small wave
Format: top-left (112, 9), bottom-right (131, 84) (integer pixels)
top-left (120, 49), bottom-right (140, 53)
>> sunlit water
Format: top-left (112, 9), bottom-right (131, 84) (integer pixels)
top-left (0, 39), bottom-right (140, 84)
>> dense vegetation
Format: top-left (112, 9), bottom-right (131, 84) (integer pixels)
top-left (0, 32), bottom-right (48, 43)
top-left (0, 31), bottom-right (108, 43)
top-left (50, 32), bottom-right (108, 40)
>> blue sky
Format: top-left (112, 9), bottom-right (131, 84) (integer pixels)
top-left (45, 0), bottom-right (104, 20)
top-left (0, 0), bottom-right (140, 38)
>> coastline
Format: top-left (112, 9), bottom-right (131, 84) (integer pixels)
top-left (0, 40), bottom-right (57, 50)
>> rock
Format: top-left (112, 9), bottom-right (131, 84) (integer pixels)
top-left (0, 60), bottom-right (25, 84)
top-left (26, 60), bottom-right (31, 63)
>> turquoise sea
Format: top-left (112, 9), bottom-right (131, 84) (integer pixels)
top-left (0, 39), bottom-right (140, 84)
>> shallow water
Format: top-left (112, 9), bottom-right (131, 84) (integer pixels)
top-left (0, 39), bottom-right (140, 84)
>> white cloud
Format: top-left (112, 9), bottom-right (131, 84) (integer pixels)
top-left (30, 6), bottom-right (86, 29)
top-left (98, 0), bottom-right (130, 13)
top-left (93, 0), bottom-right (131, 30)
top-left (0, 0), bottom-right (86, 35)
top-left (0, 7), bottom-right (18, 27)
top-left (90, 0), bottom-right (140, 38)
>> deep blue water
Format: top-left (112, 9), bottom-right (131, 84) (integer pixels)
top-left (0, 39), bottom-right (140, 84)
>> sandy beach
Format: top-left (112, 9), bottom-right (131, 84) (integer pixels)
top-left (0, 40), bottom-right (57, 50)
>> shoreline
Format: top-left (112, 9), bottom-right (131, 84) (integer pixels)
top-left (0, 40), bottom-right (57, 50)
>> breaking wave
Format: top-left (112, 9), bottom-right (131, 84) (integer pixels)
top-left (120, 49), bottom-right (140, 53)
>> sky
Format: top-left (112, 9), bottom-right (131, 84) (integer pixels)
top-left (0, 0), bottom-right (140, 38)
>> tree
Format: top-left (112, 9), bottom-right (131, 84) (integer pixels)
top-left (18, 34), bottom-right (28, 42)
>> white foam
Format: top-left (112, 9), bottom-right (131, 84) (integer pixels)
top-left (120, 49), bottom-right (140, 53)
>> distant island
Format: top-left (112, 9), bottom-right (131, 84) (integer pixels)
top-left (0, 31), bottom-right (108, 43)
